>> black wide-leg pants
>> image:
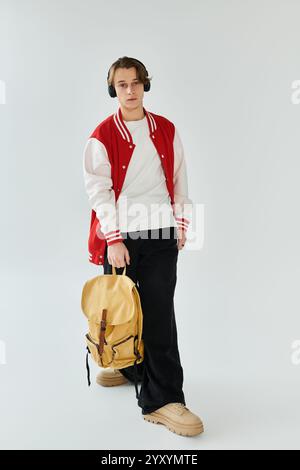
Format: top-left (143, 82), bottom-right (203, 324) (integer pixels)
top-left (103, 226), bottom-right (186, 415)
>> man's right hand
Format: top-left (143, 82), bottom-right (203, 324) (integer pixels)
top-left (107, 242), bottom-right (130, 268)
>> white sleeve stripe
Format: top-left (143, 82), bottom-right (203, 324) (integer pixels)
top-left (107, 235), bottom-right (123, 243)
top-left (106, 232), bottom-right (122, 238)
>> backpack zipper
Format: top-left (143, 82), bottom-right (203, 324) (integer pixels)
top-left (112, 335), bottom-right (134, 347)
top-left (86, 333), bottom-right (105, 351)
top-left (86, 333), bottom-right (133, 351)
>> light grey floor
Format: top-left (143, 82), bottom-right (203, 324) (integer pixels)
top-left (1, 270), bottom-right (300, 450)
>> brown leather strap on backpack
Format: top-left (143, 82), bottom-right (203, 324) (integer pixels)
top-left (99, 308), bottom-right (107, 355)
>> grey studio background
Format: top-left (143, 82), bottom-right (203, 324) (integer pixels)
top-left (0, 0), bottom-right (300, 451)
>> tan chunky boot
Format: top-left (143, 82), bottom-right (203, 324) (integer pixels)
top-left (96, 368), bottom-right (129, 387)
top-left (143, 402), bottom-right (204, 437)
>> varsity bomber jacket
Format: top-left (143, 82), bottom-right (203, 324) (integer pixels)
top-left (83, 105), bottom-right (193, 265)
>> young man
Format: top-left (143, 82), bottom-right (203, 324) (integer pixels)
top-left (83, 56), bottom-right (204, 437)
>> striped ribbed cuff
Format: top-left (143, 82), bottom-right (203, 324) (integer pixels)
top-left (104, 229), bottom-right (124, 246)
top-left (175, 217), bottom-right (190, 232)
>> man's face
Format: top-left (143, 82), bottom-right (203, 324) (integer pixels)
top-left (113, 67), bottom-right (144, 109)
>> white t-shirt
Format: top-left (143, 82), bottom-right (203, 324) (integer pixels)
top-left (116, 116), bottom-right (176, 232)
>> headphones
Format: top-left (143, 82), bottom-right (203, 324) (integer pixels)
top-left (107, 58), bottom-right (151, 98)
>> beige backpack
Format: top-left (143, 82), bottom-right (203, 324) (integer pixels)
top-left (81, 265), bottom-right (144, 398)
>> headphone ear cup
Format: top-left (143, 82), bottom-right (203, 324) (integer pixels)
top-left (144, 81), bottom-right (151, 92)
top-left (108, 85), bottom-right (117, 98)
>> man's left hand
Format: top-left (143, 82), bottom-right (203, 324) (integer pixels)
top-left (177, 228), bottom-right (187, 250)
